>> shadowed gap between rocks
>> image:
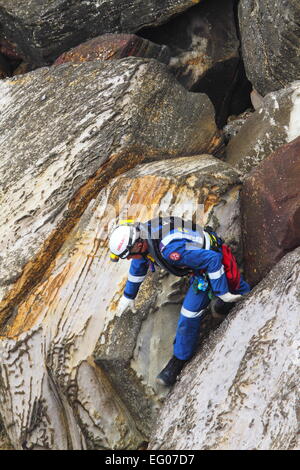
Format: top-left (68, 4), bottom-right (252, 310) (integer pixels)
top-left (138, 0), bottom-right (252, 128)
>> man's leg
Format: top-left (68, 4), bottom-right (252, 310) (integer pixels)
top-left (212, 275), bottom-right (251, 317)
top-left (157, 284), bottom-right (210, 386)
top-left (174, 285), bottom-right (210, 360)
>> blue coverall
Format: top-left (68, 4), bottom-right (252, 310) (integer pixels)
top-left (123, 230), bottom-right (250, 360)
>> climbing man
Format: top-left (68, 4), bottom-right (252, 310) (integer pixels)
top-left (109, 216), bottom-right (250, 386)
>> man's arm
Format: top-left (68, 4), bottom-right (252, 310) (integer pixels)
top-left (123, 258), bottom-right (149, 300)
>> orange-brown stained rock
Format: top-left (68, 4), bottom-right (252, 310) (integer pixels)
top-left (0, 151), bottom-right (142, 331)
top-left (54, 34), bottom-right (170, 66)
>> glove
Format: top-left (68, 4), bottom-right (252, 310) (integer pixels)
top-left (117, 295), bottom-right (136, 314)
top-left (218, 292), bottom-right (242, 303)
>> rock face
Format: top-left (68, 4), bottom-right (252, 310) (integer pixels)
top-left (240, 137), bottom-right (300, 287)
top-left (149, 248), bottom-right (300, 450)
top-left (54, 34), bottom-right (171, 66)
top-left (226, 81), bottom-right (300, 174)
top-left (0, 155), bottom-right (242, 449)
top-left (140, 0), bottom-right (251, 127)
top-left (239, 0), bottom-right (300, 96)
top-left (0, 0), bottom-right (201, 65)
top-left (0, 57), bottom-right (221, 323)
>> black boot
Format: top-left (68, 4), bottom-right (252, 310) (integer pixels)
top-left (156, 356), bottom-right (187, 386)
top-left (211, 298), bottom-right (234, 318)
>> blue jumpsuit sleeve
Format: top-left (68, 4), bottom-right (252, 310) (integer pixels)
top-left (123, 258), bottom-right (149, 299)
top-left (162, 240), bottom-right (230, 296)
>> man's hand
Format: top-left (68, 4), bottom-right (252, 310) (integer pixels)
top-left (218, 292), bottom-right (242, 303)
top-left (117, 295), bottom-right (136, 314)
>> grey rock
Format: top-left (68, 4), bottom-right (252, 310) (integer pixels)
top-left (150, 247), bottom-right (300, 450)
top-left (250, 89), bottom-right (264, 110)
top-left (0, 0), bottom-right (200, 65)
top-left (239, 0), bottom-right (300, 96)
top-left (226, 81), bottom-right (300, 174)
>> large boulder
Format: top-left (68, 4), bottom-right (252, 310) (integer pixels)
top-left (141, 0), bottom-right (251, 127)
top-left (0, 58), bottom-right (221, 323)
top-left (226, 81), bottom-right (300, 174)
top-left (149, 247), bottom-right (300, 450)
top-left (0, 155), bottom-right (242, 449)
top-left (0, 0), bottom-right (201, 65)
top-left (239, 0), bottom-right (300, 97)
top-left (240, 136), bottom-right (300, 287)
top-left (54, 34), bottom-right (171, 66)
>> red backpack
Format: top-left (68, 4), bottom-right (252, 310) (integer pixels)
top-left (221, 244), bottom-right (241, 292)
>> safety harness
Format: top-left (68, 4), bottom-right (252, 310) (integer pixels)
top-left (138, 217), bottom-right (213, 278)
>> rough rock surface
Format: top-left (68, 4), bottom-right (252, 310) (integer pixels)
top-left (0, 155), bottom-right (241, 449)
top-left (0, 0), bottom-right (201, 65)
top-left (223, 110), bottom-right (253, 143)
top-left (0, 57), bottom-right (221, 323)
top-left (239, 0), bottom-right (300, 96)
top-left (149, 248), bottom-right (300, 450)
top-left (226, 81), bottom-right (300, 174)
top-left (241, 136), bottom-right (300, 287)
top-left (140, 0), bottom-right (251, 127)
top-left (54, 34), bottom-right (171, 66)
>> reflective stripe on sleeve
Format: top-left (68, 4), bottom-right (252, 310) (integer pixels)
top-left (180, 306), bottom-right (206, 318)
top-left (208, 265), bottom-right (225, 280)
top-left (127, 273), bottom-right (147, 283)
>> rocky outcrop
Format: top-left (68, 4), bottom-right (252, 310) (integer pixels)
top-left (0, 0), bottom-right (201, 65)
top-left (226, 81), bottom-right (300, 174)
top-left (54, 34), bottom-right (171, 66)
top-left (0, 57), bottom-right (221, 324)
top-left (140, 0), bottom-right (251, 127)
top-left (149, 247), bottom-right (300, 450)
top-left (0, 155), bottom-right (242, 449)
top-left (239, 0), bottom-right (300, 97)
top-left (240, 136), bottom-right (300, 286)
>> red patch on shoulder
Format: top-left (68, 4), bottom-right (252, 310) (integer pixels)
top-left (169, 252), bottom-right (181, 261)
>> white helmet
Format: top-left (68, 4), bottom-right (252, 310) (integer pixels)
top-left (109, 224), bottom-right (139, 261)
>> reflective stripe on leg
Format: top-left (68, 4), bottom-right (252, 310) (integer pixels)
top-left (127, 273), bottom-right (147, 283)
top-left (180, 306), bottom-right (206, 318)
